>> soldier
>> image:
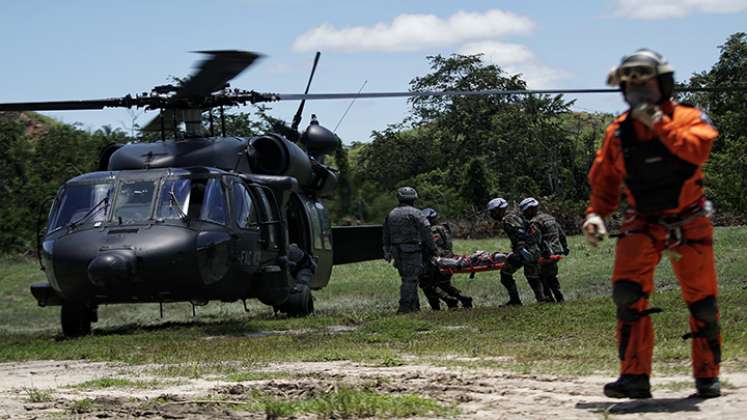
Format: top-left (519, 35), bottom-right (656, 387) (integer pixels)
top-left (382, 187), bottom-right (436, 313)
top-left (584, 49), bottom-right (721, 398)
top-left (419, 208), bottom-right (473, 310)
top-left (287, 243), bottom-right (316, 288)
top-left (519, 197), bottom-right (569, 303)
top-left (487, 197), bottom-right (546, 306)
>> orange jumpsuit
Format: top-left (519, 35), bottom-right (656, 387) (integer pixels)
top-left (587, 100), bottom-right (720, 379)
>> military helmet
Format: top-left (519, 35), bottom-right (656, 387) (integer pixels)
top-left (396, 186), bottom-right (418, 202)
top-left (607, 48), bottom-right (675, 98)
top-left (422, 207), bottom-right (438, 222)
top-left (486, 197), bottom-right (508, 211)
top-left (519, 197), bottom-right (539, 211)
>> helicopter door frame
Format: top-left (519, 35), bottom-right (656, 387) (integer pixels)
top-left (297, 195), bottom-right (333, 290)
top-left (226, 178), bottom-right (262, 274)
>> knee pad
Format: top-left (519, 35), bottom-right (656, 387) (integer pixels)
top-left (685, 296), bottom-right (721, 364)
top-left (612, 281), bottom-right (646, 322)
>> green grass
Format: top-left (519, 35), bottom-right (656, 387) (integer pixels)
top-left (1, 228), bottom-right (746, 377)
top-left (22, 386), bottom-right (54, 403)
top-left (237, 386), bottom-right (456, 418)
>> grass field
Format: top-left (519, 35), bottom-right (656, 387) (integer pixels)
top-left (1, 228), bottom-right (745, 376)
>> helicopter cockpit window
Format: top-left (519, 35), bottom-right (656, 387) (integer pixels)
top-left (155, 178), bottom-right (191, 221)
top-left (231, 182), bottom-right (257, 229)
top-left (200, 178), bottom-right (227, 225)
top-left (49, 182), bottom-right (114, 230)
top-left (113, 180), bottom-right (157, 224)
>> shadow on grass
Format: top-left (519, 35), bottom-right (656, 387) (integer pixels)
top-left (83, 319), bottom-right (265, 338)
top-left (576, 396), bottom-right (705, 414)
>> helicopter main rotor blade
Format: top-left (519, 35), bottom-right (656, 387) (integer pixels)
top-left (179, 50), bottom-right (263, 97)
top-left (271, 88), bottom-right (619, 101)
top-left (0, 98), bottom-right (135, 112)
top-left (266, 85), bottom-right (747, 101)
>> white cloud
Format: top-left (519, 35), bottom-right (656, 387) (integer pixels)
top-left (292, 10), bottom-right (535, 52)
top-left (459, 41), bottom-right (572, 88)
top-left (615, 0), bottom-right (747, 20)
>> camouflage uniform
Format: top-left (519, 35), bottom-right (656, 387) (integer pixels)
top-left (500, 211), bottom-right (546, 304)
top-left (383, 205), bottom-right (436, 313)
top-left (419, 223), bottom-right (473, 310)
top-left (287, 243), bottom-right (316, 289)
top-left (528, 213), bottom-right (569, 303)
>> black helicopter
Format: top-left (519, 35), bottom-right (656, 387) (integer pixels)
top-left (0, 51), bottom-right (384, 337)
top-left (1, 50), bottom-right (740, 337)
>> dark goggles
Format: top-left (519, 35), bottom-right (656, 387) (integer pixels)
top-left (619, 63), bottom-right (657, 82)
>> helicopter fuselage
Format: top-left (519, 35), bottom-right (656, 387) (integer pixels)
top-left (33, 134), bottom-right (338, 323)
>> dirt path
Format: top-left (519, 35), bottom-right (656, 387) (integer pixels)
top-left (1, 359), bottom-right (745, 419)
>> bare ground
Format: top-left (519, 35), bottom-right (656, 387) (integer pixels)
top-left (1, 359), bottom-right (745, 419)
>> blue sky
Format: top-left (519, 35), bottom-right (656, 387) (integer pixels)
top-left (1, 0), bottom-right (745, 143)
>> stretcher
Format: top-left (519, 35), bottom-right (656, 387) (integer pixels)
top-left (435, 251), bottom-right (563, 275)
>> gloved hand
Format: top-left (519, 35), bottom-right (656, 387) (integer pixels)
top-left (582, 213), bottom-right (607, 246)
top-left (631, 103), bottom-right (663, 129)
top-left (383, 251), bottom-right (392, 263)
top-left (563, 247), bottom-right (571, 256)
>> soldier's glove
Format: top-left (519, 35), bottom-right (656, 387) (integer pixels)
top-left (383, 251), bottom-right (392, 263)
top-left (563, 247), bottom-right (571, 256)
top-left (631, 103), bottom-right (663, 129)
top-left (582, 213), bottom-right (607, 247)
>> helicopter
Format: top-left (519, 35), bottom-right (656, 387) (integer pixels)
top-left (1, 50), bottom-right (742, 338)
top-left (0, 50), bottom-right (385, 337)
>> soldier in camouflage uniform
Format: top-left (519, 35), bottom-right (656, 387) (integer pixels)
top-left (287, 243), bottom-right (317, 289)
top-left (419, 208), bottom-right (473, 310)
top-left (520, 198), bottom-right (569, 303)
top-left (487, 197), bottom-right (547, 306)
top-left (383, 187), bottom-right (436, 313)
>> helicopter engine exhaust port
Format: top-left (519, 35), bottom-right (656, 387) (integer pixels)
top-left (249, 135), bottom-right (312, 185)
top-left (87, 250), bottom-right (136, 289)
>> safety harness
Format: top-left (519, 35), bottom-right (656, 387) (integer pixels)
top-left (612, 198), bottom-right (711, 257)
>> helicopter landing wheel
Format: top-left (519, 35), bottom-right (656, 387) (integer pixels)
top-left (61, 302), bottom-right (93, 338)
top-left (277, 285), bottom-right (314, 317)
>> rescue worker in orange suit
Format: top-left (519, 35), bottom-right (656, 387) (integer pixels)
top-left (583, 49), bottom-right (721, 399)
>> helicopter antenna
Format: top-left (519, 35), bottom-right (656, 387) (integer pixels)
top-left (334, 80), bottom-right (367, 134)
top-left (290, 51), bottom-right (321, 138)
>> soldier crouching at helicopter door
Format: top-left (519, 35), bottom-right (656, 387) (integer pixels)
top-left (419, 208), bottom-right (473, 310)
top-left (487, 197), bottom-right (546, 305)
top-left (287, 243), bottom-right (316, 289)
top-left (383, 187), bottom-right (436, 314)
top-left (519, 198), bottom-right (569, 303)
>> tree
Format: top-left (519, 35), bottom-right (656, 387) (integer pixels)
top-left (681, 32), bottom-right (747, 212)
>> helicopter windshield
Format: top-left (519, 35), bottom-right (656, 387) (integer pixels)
top-left (113, 180), bottom-right (158, 224)
top-left (155, 178), bottom-right (191, 221)
top-left (49, 182), bottom-right (114, 230)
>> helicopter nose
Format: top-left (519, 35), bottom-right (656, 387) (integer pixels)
top-left (88, 250), bottom-right (136, 288)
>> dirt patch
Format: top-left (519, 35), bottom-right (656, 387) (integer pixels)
top-left (1, 359), bottom-right (745, 419)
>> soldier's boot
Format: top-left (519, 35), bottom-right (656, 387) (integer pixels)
top-left (442, 295), bottom-right (459, 309)
top-left (551, 288), bottom-right (565, 303)
top-left (426, 296), bottom-right (441, 311)
top-left (500, 273), bottom-right (522, 307)
top-left (603, 374), bottom-right (652, 399)
top-left (527, 277), bottom-right (549, 303)
top-left (458, 295), bottom-right (473, 308)
top-left (695, 377), bottom-right (721, 398)
top-left (545, 276), bottom-right (564, 303)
